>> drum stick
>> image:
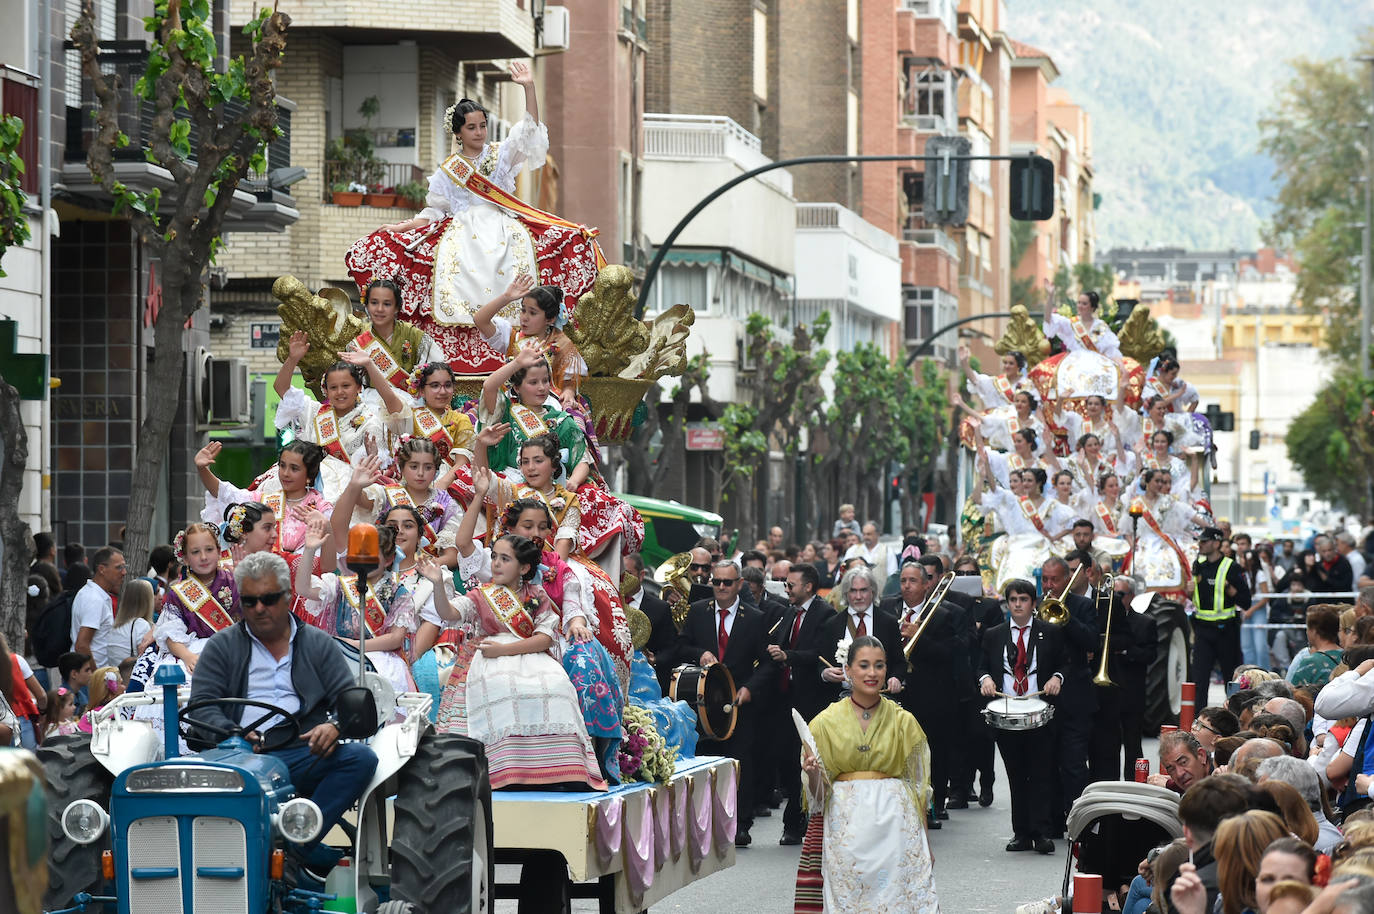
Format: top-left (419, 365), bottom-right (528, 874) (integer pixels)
top-left (993, 690), bottom-right (1047, 699)
top-left (819, 655), bottom-right (835, 668)
top-left (768, 617), bottom-right (783, 636)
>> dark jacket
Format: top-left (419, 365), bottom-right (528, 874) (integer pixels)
top-left (772, 596), bottom-right (838, 720)
top-left (673, 599), bottom-right (776, 698)
top-left (636, 590), bottom-right (677, 692)
top-left (880, 595), bottom-right (973, 709)
top-left (977, 618), bottom-right (1066, 699)
top-left (819, 606), bottom-right (905, 705)
top-left (190, 620), bottom-right (356, 739)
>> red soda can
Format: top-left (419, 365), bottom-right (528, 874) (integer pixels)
top-left (1135, 759), bottom-right (1149, 782)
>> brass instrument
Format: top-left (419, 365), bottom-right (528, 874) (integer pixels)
top-left (1092, 573), bottom-right (1117, 687)
top-left (903, 571), bottom-right (957, 659)
top-left (1036, 564), bottom-right (1083, 626)
top-left (654, 552), bottom-right (694, 630)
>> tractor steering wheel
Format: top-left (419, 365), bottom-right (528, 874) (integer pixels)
top-left (179, 698), bottom-right (303, 753)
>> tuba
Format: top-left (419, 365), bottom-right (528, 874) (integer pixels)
top-left (1036, 563), bottom-right (1082, 626)
top-left (654, 552), bottom-right (694, 630)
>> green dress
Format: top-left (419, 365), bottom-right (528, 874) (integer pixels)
top-left (478, 390), bottom-right (589, 477)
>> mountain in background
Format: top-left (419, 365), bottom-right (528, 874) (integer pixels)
top-left (1004, 0), bottom-right (1362, 252)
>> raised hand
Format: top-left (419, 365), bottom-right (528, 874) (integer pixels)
top-left (416, 554), bottom-right (446, 584)
top-left (364, 434), bottom-right (378, 458)
top-left (195, 442), bottom-right (222, 469)
top-left (297, 506), bottom-right (329, 527)
top-left (304, 514), bottom-right (330, 551)
top-left (476, 422), bottom-right (511, 448)
top-left (505, 273), bottom-right (535, 303)
top-left (337, 348), bottom-right (371, 368)
top-left (958, 344), bottom-right (970, 365)
top-left (472, 465), bottom-right (493, 496)
top-left (513, 345), bottom-right (543, 369)
top-left (287, 330), bottom-right (310, 363)
top-left (509, 61), bottom-right (534, 86)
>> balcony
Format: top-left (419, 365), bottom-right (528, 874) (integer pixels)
top-left (61, 42), bottom-right (299, 232)
top-left (795, 203), bottom-right (901, 323)
top-left (902, 0), bottom-right (958, 36)
top-left (228, 0), bottom-right (534, 59)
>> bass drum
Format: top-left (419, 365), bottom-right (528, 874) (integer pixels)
top-left (669, 663), bottom-right (738, 741)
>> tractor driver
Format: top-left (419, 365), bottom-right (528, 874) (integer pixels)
top-left (190, 551), bottom-right (378, 882)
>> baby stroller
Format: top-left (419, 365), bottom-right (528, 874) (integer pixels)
top-left (1061, 781), bottom-right (1182, 910)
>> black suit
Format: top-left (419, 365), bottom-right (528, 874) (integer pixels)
top-left (1050, 590), bottom-right (1098, 826)
top-left (978, 618), bottom-right (1065, 842)
top-left (771, 596), bottom-right (838, 835)
top-left (957, 595), bottom-right (1006, 798)
top-left (882, 595), bottom-right (967, 814)
top-left (673, 598), bottom-right (777, 834)
top-left (633, 590), bottom-right (676, 694)
top-left (1088, 588), bottom-right (1137, 782)
top-left (750, 591), bottom-right (790, 810)
top-left (818, 606), bottom-right (905, 698)
top-left (1119, 603), bottom-right (1158, 778)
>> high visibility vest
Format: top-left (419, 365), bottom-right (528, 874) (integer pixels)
top-left (1193, 556), bottom-right (1236, 623)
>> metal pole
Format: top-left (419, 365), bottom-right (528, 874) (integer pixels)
top-left (637, 152), bottom-right (1044, 317)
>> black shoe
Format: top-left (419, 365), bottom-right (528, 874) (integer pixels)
top-left (979, 787), bottom-right (994, 807)
top-left (928, 818), bottom-right (942, 829)
top-left (1006, 838), bottom-right (1033, 852)
top-left (780, 831), bottom-right (804, 846)
top-left (936, 808), bottom-right (950, 820)
top-left (753, 804), bottom-right (772, 818)
top-left (1034, 838), bottom-right (1055, 855)
top-left (947, 795), bottom-right (970, 810)
top-left (770, 788), bottom-right (785, 808)
top-left (735, 830), bottom-right (752, 848)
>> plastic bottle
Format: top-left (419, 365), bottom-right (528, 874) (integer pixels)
top-left (322, 857), bottom-right (355, 913)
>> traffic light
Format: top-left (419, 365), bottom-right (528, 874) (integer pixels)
top-left (922, 134), bottom-right (971, 227)
top-left (1010, 154), bottom-right (1055, 221)
top-left (1249, 430), bottom-right (1261, 450)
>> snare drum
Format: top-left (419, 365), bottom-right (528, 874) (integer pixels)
top-left (982, 695), bottom-right (1055, 731)
top-left (669, 663), bottom-right (738, 740)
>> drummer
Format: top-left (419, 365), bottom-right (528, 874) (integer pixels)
top-left (976, 578), bottom-right (1065, 855)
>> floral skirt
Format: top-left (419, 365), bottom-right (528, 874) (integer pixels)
top-left (564, 638), bottom-right (624, 780)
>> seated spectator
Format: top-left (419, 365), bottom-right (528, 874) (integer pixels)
top-left (1193, 706), bottom-right (1241, 752)
top-left (1167, 775), bottom-right (1255, 914)
top-left (1256, 755), bottom-right (1344, 854)
top-left (1230, 737), bottom-right (1287, 779)
top-left (1148, 731), bottom-right (1213, 793)
top-left (1254, 837), bottom-right (1318, 914)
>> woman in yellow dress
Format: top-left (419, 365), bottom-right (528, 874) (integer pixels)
top-left (797, 635), bottom-right (940, 914)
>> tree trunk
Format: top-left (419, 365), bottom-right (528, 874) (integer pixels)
top-left (0, 378), bottom-right (32, 648)
top-left (123, 272), bottom-right (194, 575)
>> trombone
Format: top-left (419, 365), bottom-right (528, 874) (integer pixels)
top-left (1093, 572), bottom-right (1118, 687)
top-left (902, 571), bottom-right (957, 660)
top-left (1036, 563), bottom-right (1082, 626)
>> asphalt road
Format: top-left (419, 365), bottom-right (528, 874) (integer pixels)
top-left (494, 731), bottom-right (1165, 913)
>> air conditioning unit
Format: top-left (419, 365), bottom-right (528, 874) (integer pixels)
top-left (208, 357), bottom-right (250, 425)
top-left (539, 6), bottom-right (571, 53)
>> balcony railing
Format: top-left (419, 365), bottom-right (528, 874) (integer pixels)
top-left (323, 160), bottom-right (424, 199)
top-left (902, 0), bottom-right (958, 34)
top-left (643, 113), bottom-right (792, 194)
top-left (902, 226), bottom-right (960, 260)
top-left (796, 202), bottom-right (899, 257)
top-left (63, 41), bottom-right (292, 180)
top-left (1, 66), bottom-right (38, 193)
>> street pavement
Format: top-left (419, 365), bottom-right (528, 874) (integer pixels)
top-left (495, 733), bottom-right (1164, 913)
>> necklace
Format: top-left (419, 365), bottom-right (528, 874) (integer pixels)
top-left (850, 694), bottom-right (880, 721)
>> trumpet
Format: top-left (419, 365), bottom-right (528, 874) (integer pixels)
top-left (903, 571), bottom-right (957, 659)
top-left (1036, 563), bottom-right (1082, 626)
top-left (1092, 572), bottom-right (1117, 687)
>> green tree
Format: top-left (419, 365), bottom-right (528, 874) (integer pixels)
top-left (1285, 370), bottom-right (1374, 515)
top-left (0, 115), bottom-right (31, 277)
top-left (1259, 31), bottom-right (1374, 366)
top-left (71, 0), bottom-right (290, 572)
top-left (624, 353), bottom-right (716, 502)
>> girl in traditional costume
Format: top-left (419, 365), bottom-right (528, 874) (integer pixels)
top-left (433, 521), bottom-right (607, 791)
top-left (1120, 395), bottom-right (1203, 455)
top-left (384, 361), bottom-right (476, 478)
top-left (978, 428), bottom-right (1059, 496)
top-left (1124, 469), bottom-right (1208, 594)
top-left (294, 504), bottom-right (417, 696)
top-left (474, 274), bottom-right (589, 411)
top-left (959, 344), bottom-right (1028, 412)
top-left (471, 435), bottom-right (634, 689)
top-left (457, 469), bottom-right (624, 778)
top-left (468, 347), bottom-right (640, 573)
top-left (196, 440), bottom-right (333, 558)
top-left (797, 635), bottom-right (939, 914)
top-left (273, 331), bottom-right (391, 478)
top-left (1049, 394), bottom-right (1131, 461)
top-left (1037, 291), bottom-right (1127, 401)
top-left (347, 62), bottom-right (605, 375)
top-left (374, 437), bottom-right (465, 568)
top-left (344, 277), bottom-right (445, 393)
top-left (974, 459), bottom-right (1076, 593)
top-left (1135, 430), bottom-right (1198, 499)
top-left (957, 388), bottom-right (1047, 456)
top-left (127, 523), bottom-right (240, 730)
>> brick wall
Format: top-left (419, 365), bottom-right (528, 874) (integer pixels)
top-left (645, 0), bottom-right (756, 126)
top-left (776, 0), bottom-right (852, 206)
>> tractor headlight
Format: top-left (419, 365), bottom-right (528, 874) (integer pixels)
top-left (277, 798), bottom-right (323, 845)
top-left (61, 800), bottom-right (109, 845)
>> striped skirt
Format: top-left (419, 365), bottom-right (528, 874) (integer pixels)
top-left (793, 813), bottom-right (824, 914)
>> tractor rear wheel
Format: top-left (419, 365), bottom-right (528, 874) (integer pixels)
top-left (39, 734), bottom-right (113, 912)
top-left (390, 731), bottom-right (493, 914)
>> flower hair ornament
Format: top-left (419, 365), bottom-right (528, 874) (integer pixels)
top-left (405, 368), bottom-right (424, 400)
top-left (27, 583), bottom-right (40, 598)
top-left (224, 505), bottom-right (248, 543)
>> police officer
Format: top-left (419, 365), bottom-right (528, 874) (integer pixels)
top-left (1191, 527), bottom-right (1251, 705)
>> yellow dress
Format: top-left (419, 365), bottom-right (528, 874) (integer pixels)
top-left (805, 698), bottom-right (940, 913)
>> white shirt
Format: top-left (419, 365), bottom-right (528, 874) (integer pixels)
top-left (844, 542), bottom-right (899, 579)
top-left (846, 606), bottom-right (875, 636)
top-left (245, 618), bottom-right (301, 732)
top-left (1347, 549), bottom-right (1367, 584)
top-left (70, 580), bottom-right (120, 667)
top-left (899, 601), bottom-right (926, 624)
top-left (107, 618), bottom-right (152, 665)
top-left (713, 597), bottom-right (740, 642)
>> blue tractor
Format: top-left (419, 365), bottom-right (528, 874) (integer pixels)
top-left (40, 664), bottom-right (493, 914)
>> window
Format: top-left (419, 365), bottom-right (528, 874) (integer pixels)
top-left (903, 287), bottom-right (959, 357)
top-left (753, 8), bottom-right (768, 101)
top-left (901, 61), bottom-right (955, 131)
top-left (619, 156), bottom-right (634, 264)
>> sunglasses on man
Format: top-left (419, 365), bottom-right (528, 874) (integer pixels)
top-left (241, 591), bottom-right (287, 608)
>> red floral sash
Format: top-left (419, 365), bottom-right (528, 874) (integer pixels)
top-left (353, 330), bottom-right (409, 389)
top-left (1017, 496), bottom-right (1051, 538)
top-left (313, 405), bottom-right (349, 461)
top-left (439, 154), bottom-right (605, 255)
top-left (413, 406), bottom-right (455, 464)
top-left (1070, 316), bottom-right (1098, 352)
top-left (1094, 501), bottom-right (1118, 536)
top-left (384, 486), bottom-right (440, 554)
top-left (339, 573), bottom-right (389, 637)
top-left (169, 577), bottom-right (235, 632)
top-left (1125, 496), bottom-right (1190, 581)
top-left (993, 375), bottom-right (1015, 403)
top-left (474, 584), bottom-right (536, 639)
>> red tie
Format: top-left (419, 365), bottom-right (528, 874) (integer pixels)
top-left (789, 608), bottom-right (805, 647)
top-left (856, 612), bottom-right (867, 637)
top-left (1013, 626), bottom-right (1029, 696)
top-left (718, 608), bottom-right (730, 656)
